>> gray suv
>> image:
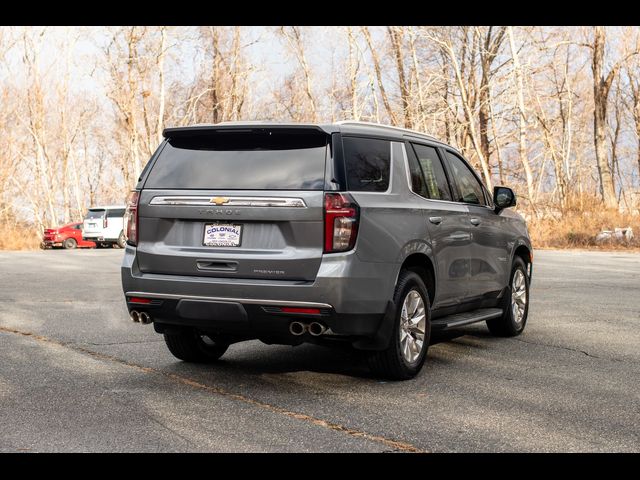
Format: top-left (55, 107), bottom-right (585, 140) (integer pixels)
top-left (121, 121), bottom-right (532, 380)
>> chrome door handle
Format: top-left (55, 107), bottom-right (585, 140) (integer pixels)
top-left (450, 233), bottom-right (471, 241)
top-left (470, 217), bottom-right (481, 226)
top-left (429, 216), bottom-right (443, 225)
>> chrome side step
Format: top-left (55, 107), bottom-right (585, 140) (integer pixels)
top-left (431, 308), bottom-right (503, 330)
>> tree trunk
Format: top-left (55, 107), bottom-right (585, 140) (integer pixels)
top-left (487, 89), bottom-right (505, 186)
top-left (408, 28), bottom-right (426, 131)
top-left (632, 79), bottom-right (640, 182)
top-left (591, 26), bottom-right (618, 209)
top-left (388, 27), bottom-right (411, 128)
top-left (361, 27), bottom-right (398, 125)
top-left (442, 35), bottom-right (493, 189)
top-left (507, 26), bottom-right (535, 202)
top-left (347, 27), bottom-right (359, 120)
top-left (279, 27), bottom-right (317, 122)
top-left (210, 27), bottom-right (220, 124)
top-left (156, 27), bottom-right (167, 145)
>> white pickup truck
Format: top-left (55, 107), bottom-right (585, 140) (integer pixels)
top-left (82, 205), bottom-right (127, 248)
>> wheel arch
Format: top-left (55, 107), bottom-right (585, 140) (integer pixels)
top-left (512, 240), bottom-right (533, 278)
top-left (355, 243), bottom-right (436, 352)
top-left (397, 251), bottom-right (436, 306)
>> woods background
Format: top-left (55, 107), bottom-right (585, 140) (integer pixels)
top-left (1, 26), bottom-right (639, 249)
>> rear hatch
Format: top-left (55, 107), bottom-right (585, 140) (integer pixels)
top-left (136, 127), bottom-right (329, 282)
top-left (83, 209), bottom-right (106, 236)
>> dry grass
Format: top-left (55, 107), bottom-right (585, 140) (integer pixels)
top-left (0, 222), bottom-right (42, 250)
top-left (525, 195), bottom-right (640, 251)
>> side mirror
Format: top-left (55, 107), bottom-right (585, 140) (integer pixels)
top-left (493, 186), bottom-right (516, 212)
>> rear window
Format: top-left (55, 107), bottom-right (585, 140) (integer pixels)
top-left (144, 130), bottom-right (328, 190)
top-left (343, 137), bottom-right (391, 192)
top-left (107, 209), bottom-right (126, 218)
top-left (85, 209), bottom-right (105, 219)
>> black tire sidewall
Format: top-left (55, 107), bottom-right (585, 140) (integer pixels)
top-left (164, 328), bottom-right (229, 363)
top-left (195, 332), bottom-right (229, 359)
top-left (63, 238), bottom-right (77, 249)
top-left (390, 271), bottom-right (431, 374)
top-left (117, 232), bottom-right (126, 248)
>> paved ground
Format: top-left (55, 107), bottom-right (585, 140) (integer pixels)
top-left (0, 249), bottom-right (638, 452)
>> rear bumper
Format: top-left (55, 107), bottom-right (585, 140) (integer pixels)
top-left (126, 296), bottom-right (385, 340)
top-left (121, 246), bottom-right (397, 338)
top-left (42, 240), bottom-right (61, 247)
top-left (83, 235), bottom-right (112, 241)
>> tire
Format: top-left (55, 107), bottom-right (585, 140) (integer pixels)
top-left (63, 238), bottom-right (77, 250)
top-left (116, 231), bottom-right (126, 249)
top-left (164, 328), bottom-right (229, 363)
top-left (487, 257), bottom-right (529, 337)
top-left (367, 270), bottom-right (431, 380)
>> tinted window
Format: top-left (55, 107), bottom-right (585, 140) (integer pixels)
top-left (343, 137), bottom-right (391, 192)
top-left (411, 144), bottom-right (451, 201)
top-left (85, 209), bottom-right (105, 219)
top-left (405, 144), bottom-right (429, 197)
top-left (145, 130), bottom-right (328, 190)
top-left (444, 151), bottom-right (486, 205)
top-left (107, 209), bottom-right (126, 218)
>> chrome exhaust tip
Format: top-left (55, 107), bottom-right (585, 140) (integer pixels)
top-left (308, 322), bottom-right (326, 337)
top-left (130, 310), bottom-right (140, 323)
top-left (139, 312), bottom-right (152, 324)
top-left (289, 321), bottom-right (306, 336)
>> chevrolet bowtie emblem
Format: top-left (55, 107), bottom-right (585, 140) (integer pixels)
top-left (210, 197), bottom-right (230, 206)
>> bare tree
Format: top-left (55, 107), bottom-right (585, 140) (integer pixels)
top-left (584, 26), bottom-right (640, 208)
top-left (278, 26), bottom-right (318, 122)
top-left (423, 27), bottom-right (494, 189)
top-left (477, 26), bottom-right (506, 184)
top-left (625, 56), bottom-right (640, 182)
top-left (347, 27), bottom-right (360, 120)
top-left (388, 26), bottom-right (412, 128)
top-left (361, 27), bottom-right (398, 125)
top-left (507, 26), bottom-right (535, 201)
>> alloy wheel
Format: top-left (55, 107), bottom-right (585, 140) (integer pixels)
top-left (511, 269), bottom-right (527, 325)
top-left (399, 289), bottom-right (427, 364)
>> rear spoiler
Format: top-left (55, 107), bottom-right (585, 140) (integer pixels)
top-left (163, 123), bottom-right (338, 139)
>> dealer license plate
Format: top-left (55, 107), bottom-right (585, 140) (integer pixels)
top-left (203, 223), bottom-right (242, 247)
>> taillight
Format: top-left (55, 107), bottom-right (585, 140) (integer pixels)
top-left (103, 216), bottom-right (108, 229)
top-left (323, 192), bottom-right (359, 253)
top-left (124, 190), bottom-right (140, 246)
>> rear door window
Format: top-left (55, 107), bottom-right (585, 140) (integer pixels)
top-left (410, 143), bottom-right (452, 201)
top-left (405, 144), bottom-right (429, 197)
top-left (144, 130), bottom-right (328, 190)
top-left (343, 137), bottom-right (391, 192)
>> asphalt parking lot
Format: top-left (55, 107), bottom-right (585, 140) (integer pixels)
top-left (0, 249), bottom-right (638, 452)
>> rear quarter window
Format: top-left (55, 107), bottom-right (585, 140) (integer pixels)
top-left (343, 137), bottom-right (391, 192)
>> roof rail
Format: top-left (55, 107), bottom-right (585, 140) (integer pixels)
top-left (335, 120), bottom-right (439, 142)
